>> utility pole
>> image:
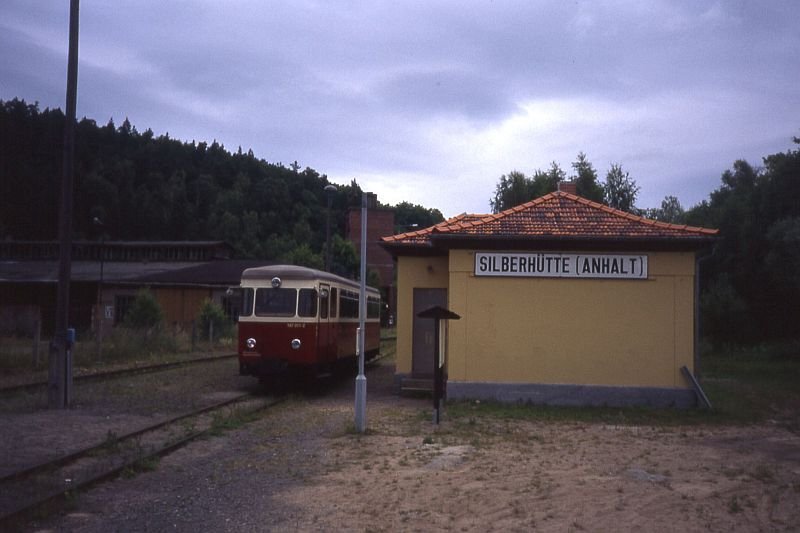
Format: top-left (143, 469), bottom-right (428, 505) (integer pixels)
top-left (49, 0), bottom-right (80, 408)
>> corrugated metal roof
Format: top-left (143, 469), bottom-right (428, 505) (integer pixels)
top-left (0, 259), bottom-right (270, 286)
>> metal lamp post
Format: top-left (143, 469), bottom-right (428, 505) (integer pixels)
top-left (324, 184), bottom-right (337, 272)
top-left (354, 192), bottom-right (368, 433)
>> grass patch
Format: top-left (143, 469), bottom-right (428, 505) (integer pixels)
top-left (438, 342), bottom-right (800, 429)
top-left (701, 343), bottom-right (800, 427)
top-left (0, 325), bottom-right (239, 374)
top-left (122, 455), bottom-right (161, 478)
top-left (0, 337), bottom-right (48, 372)
top-left (445, 400), bottom-right (716, 428)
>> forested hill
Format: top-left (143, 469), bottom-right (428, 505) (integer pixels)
top-left (2, 98), bottom-right (799, 344)
top-left (0, 98), bottom-right (443, 269)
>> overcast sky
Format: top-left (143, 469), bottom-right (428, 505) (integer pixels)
top-left (2, 1), bottom-right (798, 218)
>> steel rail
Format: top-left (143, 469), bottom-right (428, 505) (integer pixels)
top-left (0, 390), bottom-right (249, 484)
top-left (0, 353), bottom-right (237, 396)
top-left (0, 393), bottom-right (283, 529)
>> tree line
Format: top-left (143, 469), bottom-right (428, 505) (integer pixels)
top-left (2, 98), bottom-right (797, 345)
top-left (489, 152), bottom-right (640, 213)
top-left (0, 98), bottom-right (443, 279)
top-left (490, 140), bottom-right (800, 344)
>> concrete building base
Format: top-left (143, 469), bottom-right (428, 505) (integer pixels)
top-left (446, 380), bottom-right (698, 409)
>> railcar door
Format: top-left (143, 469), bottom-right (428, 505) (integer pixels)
top-left (318, 284), bottom-right (334, 363)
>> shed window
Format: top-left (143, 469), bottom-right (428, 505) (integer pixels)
top-left (114, 295), bottom-right (135, 325)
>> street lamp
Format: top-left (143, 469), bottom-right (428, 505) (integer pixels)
top-left (93, 217), bottom-right (105, 359)
top-left (355, 192), bottom-right (368, 433)
top-left (324, 184), bottom-right (337, 272)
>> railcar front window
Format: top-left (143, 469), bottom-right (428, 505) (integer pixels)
top-left (255, 288), bottom-right (296, 317)
top-left (298, 288), bottom-right (318, 317)
top-left (240, 288), bottom-right (254, 317)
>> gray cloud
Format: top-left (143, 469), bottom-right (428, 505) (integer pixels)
top-left (2, 0), bottom-right (798, 216)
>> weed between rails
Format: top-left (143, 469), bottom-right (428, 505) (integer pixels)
top-left (208, 407), bottom-right (264, 437)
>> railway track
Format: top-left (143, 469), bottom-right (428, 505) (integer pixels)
top-left (0, 391), bottom-right (282, 529)
top-left (0, 353), bottom-right (237, 396)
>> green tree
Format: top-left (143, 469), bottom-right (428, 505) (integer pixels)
top-left (490, 170), bottom-right (532, 213)
top-left (603, 163), bottom-right (640, 212)
top-left (700, 273), bottom-right (748, 345)
top-left (330, 234), bottom-right (358, 278)
top-left (542, 161), bottom-right (566, 191)
top-left (393, 201), bottom-right (445, 232)
top-left (124, 289), bottom-right (164, 330)
top-left (685, 137), bottom-right (800, 342)
top-left (642, 195), bottom-right (685, 223)
top-left (657, 195), bottom-right (685, 223)
top-left (198, 298), bottom-right (232, 340)
top-left (571, 152), bottom-right (604, 202)
top-left (282, 243), bottom-right (323, 270)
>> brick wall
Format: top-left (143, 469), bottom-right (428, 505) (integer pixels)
top-left (347, 207), bottom-right (395, 287)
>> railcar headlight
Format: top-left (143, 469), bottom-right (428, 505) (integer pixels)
top-left (246, 338), bottom-right (256, 349)
top-left (291, 338), bottom-right (301, 350)
top-left (271, 276), bottom-right (281, 288)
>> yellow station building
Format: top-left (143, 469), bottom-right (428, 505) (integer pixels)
top-left (381, 190), bottom-right (718, 408)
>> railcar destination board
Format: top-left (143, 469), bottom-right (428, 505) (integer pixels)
top-left (474, 252), bottom-right (648, 279)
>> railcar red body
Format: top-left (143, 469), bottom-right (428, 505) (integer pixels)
top-left (237, 265), bottom-right (381, 380)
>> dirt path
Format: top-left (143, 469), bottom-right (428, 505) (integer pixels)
top-left (26, 359), bottom-right (800, 532)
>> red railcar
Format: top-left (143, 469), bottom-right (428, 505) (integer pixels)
top-left (237, 265), bottom-right (381, 380)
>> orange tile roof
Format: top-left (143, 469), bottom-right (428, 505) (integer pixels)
top-left (381, 191), bottom-right (717, 249)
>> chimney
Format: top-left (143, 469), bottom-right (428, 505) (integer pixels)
top-left (558, 181), bottom-right (577, 195)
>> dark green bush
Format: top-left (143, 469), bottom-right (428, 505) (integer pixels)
top-left (124, 289), bottom-right (165, 330)
top-left (198, 298), bottom-right (233, 340)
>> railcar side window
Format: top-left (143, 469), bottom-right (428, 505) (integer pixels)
top-left (298, 288), bottom-right (318, 317)
top-left (330, 288), bottom-right (338, 318)
top-left (320, 289), bottom-right (329, 319)
top-left (255, 288), bottom-right (296, 317)
top-left (367, 296), bottom-right (381, 319)
top-left (240, 288), bottom-right (254, 317)
top-left (340, 290), bottom-right (359, 318)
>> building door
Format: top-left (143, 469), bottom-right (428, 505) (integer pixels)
top-left (412, 288), bottom-right (447, 377)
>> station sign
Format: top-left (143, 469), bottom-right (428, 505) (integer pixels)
top-left (474, 252), bottom-right (648, 279)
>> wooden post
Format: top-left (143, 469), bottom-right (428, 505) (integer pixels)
top-left (417, 306), bottom-right (460, 425)
top-left (433, 318), bottom-right (442, 424)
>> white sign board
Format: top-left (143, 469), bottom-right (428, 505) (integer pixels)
top-left (474, 252), bottom-right (648, 279)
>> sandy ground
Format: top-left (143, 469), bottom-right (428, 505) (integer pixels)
top-left (20, 358), bottom-right (800, 532)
